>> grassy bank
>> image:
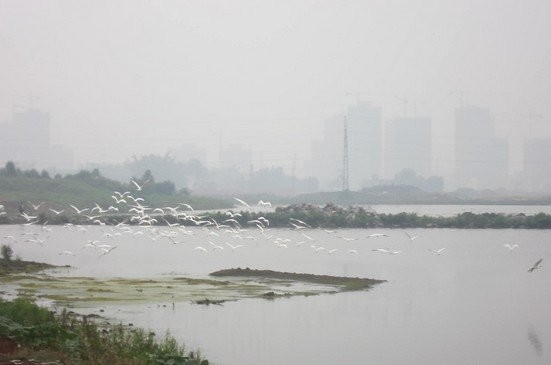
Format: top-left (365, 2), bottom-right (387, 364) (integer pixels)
top-left (0, 254), bottom-right (209, 364)
top-left (0, 297), bottom-right (208, 365)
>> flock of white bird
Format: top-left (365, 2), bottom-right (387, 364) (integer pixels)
top-left (0, 190), bottom-right (544, 273)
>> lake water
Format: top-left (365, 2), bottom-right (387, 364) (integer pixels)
top-left (1, 219), bottom-right (550, 365)
top-left (370, 204), bottom-right (551, 216)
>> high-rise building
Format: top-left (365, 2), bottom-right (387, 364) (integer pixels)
top-left (346, 102), bottom-right (382, 189)
top-left (523, 138), bottom-right (551, 191)
top-left (305, 115), bottom-right (343, 190)
top-left (454, 106), bottom-right (509, 189)
top-left (305, 102), bottom-right (383, 190)
top-left (385, 117), bottom-right (431, 178)
top-left (0, 107), bottom-right (73, 170)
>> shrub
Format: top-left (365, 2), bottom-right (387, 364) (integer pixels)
top-left (1, 244), bottom-right (13, 262)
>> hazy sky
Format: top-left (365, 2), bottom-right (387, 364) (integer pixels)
top-left (1, 0), bottom-right (550, 174)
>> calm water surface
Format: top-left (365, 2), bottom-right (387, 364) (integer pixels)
top-left (1, 223), bottom-right (550, 365)
top-left (370, 204), bottom-right (551, 216)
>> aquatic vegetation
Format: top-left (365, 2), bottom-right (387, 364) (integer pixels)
top-left (2, 266), bottom-right (384, 310)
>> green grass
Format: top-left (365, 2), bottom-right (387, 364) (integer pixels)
top-left (0, 258), bottom-right (63, 276)
top-left (0, 297), bottom-right (209, 365)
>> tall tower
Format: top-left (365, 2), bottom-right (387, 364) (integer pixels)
top-left (342, 115), bottom-right (349, 191)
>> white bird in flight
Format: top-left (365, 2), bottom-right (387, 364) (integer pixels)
top-left (70, 205), bottom-right (89, 214)
top-left (428, 248), bottom-right (446, 255)
top-left (31, 202), bottom-right (44, 210)
top-left (504, 244), bottom-right (519, 251)
top-left (58, 250), bottom-right (76, 256)
top-left (234, 197), bottom-right (250, 208)
top-left (131, 179), bottom-right (146, 191)
top-left (99, 246), bottom-right (117, 256)
top-left (372, 248), bottom-right (401, 255)
top-left (528, 258), bottom-right (543, 273)
top-left (258, 200), bottom-right (272, 207)
top-left (367, 233), bottom-right (388, 238)
top-left (225, 242), bottom-right (244, 250)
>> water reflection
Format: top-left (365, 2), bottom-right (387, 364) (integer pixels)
top-left (528, 326), bottom-right (543, 357)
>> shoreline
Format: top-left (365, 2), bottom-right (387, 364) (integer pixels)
top-left (1, 207), bottom-right (551, 229)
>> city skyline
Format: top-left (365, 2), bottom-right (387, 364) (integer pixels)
top-left (3, 100), bottom-right (550, 192)
top-left (1, 1), bottom-right (550, 191)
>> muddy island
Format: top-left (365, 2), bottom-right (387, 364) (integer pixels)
top-left (210, 267), bottom-right (386, 292)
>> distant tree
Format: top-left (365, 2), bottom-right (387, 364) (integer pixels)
top-left (24, 169), bottom-right (40, 178)
top-left (5, 161), bottom-right (17, 177)
top-left (142, 170), bottom-right (155, 184)
top-left (425, 176), bottom-right (444, 192)
top-left (178, 187), bottom-right (191, 196)
top-left (40, 170), bottom-right (51, 179)
top-left (394, 168), bottom-right (418, 186)
top-left (1, 244), bottom-right (13, 262)
top-left (154, 180), bottom-right (176, 195)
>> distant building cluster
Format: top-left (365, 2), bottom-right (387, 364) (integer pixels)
top-left (0, 108), bottom-right (73, 171)
top-left (306, 102), bottom-right (551, 192)
top-left (454, 106), bottom-right (508, 189)
top-left (2, 103), bottom-right (550, 194)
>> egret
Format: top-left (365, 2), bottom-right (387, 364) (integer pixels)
top-left (428, 248), bottom-right (446, 255)
top-left (289, 218), bottom-right (310, 228)
top-left (225, 211), bottom-right (241, 218)
top-left (180, 203), bottom-right (194, 211)
top-left (234, 197), bottom-right (250, 208)
top-left (290, 222), bottom-right (306, 230)
top-left (372, 248), bottom-right (401, 255)
top-left (113, 191), bottom-right (130, 199)
top-left (504, 244), bottom-right (519, 251)
top-left (528, 258), bottom-right (543, 273)
top-left (209, 241), bottom-right (224, 251)
top-left (131, 179), bottom-right (145, 191)
top-left (225, 242), bottom-right (244, 250)
top-left (338, 236), bottom-right (357, 242)
top-left (99, 246), bottom-right (117, 256)
top-left (368, 233), bottom-right (388, 238)
top-left (21, 212), bottom-right (37, 221)
top-left (70, 205), bottom-right (89, 214)
top-left (112, 196), bottom-right (127, 204)
top-left (31, 202), bottom-right (44, 210)
top-left (59, 250), bottom-right (76, 256)
top-left (258, 200), bottom-right (272, 207)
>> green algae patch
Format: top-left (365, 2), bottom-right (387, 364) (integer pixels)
top-left (3, 266), bottom-right (385, 308)
top-left (210, 268), bottom-right (386, 293)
